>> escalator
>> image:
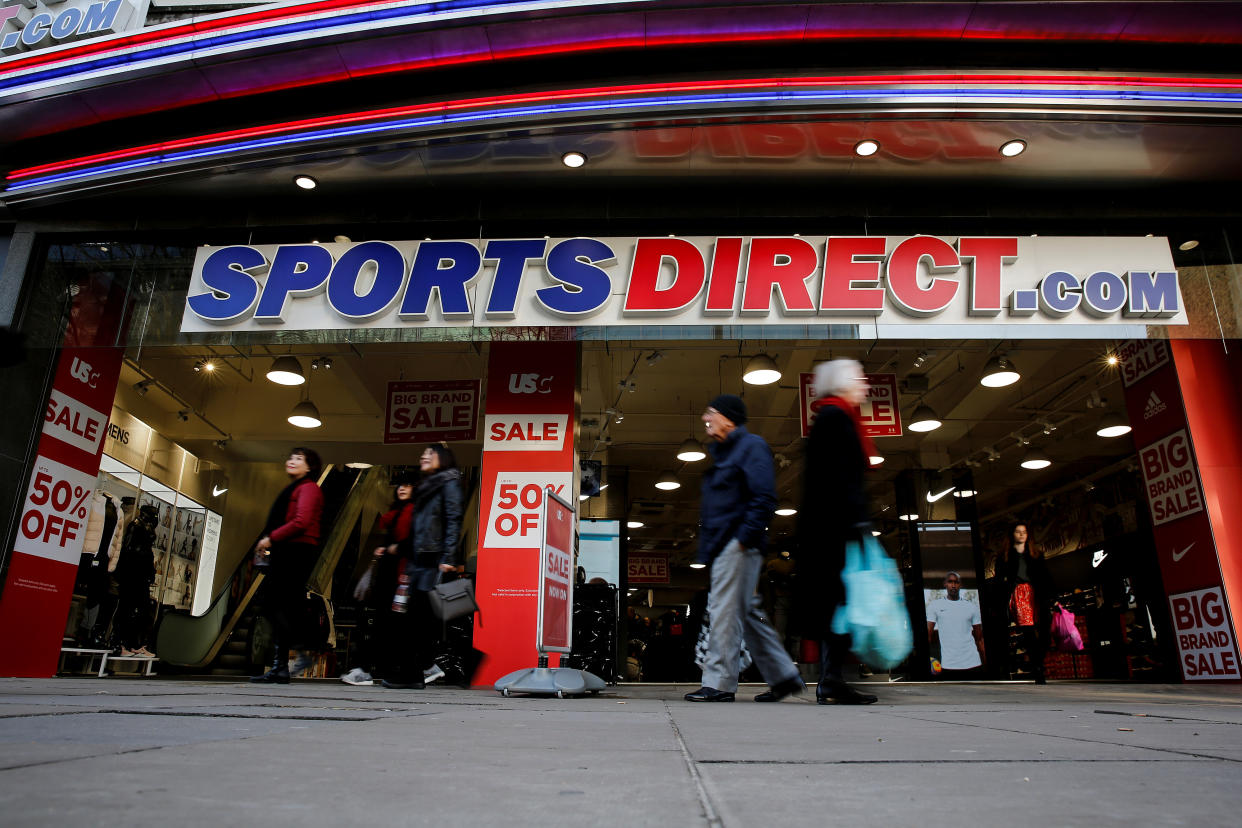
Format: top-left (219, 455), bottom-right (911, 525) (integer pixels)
top-left (153, 465), bottom-right (389, 674)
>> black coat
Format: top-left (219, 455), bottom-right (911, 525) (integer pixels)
top-left (696, 425), bottom-right (778, 564)
top-left (998, 546), bottom-right (1053, 631)
top-left (405, 469), bottom-right (464, 592)
top-left (795, 404), bottom-right (869, 637)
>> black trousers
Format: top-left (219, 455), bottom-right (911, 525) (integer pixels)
top-left (379, 589), bottom-right (436, 683)
top-left (259, 543), bottom-right (317, 653)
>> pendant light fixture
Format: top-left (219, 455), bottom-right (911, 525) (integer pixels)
top-left (654, 470), bottom-right (681, 491)
top-left (980, 355), bottom-right (1020, 388)
top-left (742, 354), bottom-right (781, 385)
top-left (908, 403), bottom-right (942, 432)
top-left (1096, 412), bottom-right (1132, 438)
top-left (676, 438), bottom-right (706, 462)
top-left (869, 455), bottom-right (885, 466)
top-left (267, 356), bottom-right (306, 386)
top-left (288, 399), bottom-right (322, 428)
top-left (1020, 448), bottom-right (1051, 470)
top-left (774, 502), bottom-right (797, 516)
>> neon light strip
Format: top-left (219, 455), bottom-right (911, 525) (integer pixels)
top-left (11, 73), bottom-right (1242, 181)
top-left (7, 76), bottom-right (1242, 192)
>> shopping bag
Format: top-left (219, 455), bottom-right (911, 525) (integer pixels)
top-left (1050, 603), bottom-right (1085, 652)
top-left (831, 533), bottom-right (913, 669)
top-left (352, 559), bottom-right (375, 602)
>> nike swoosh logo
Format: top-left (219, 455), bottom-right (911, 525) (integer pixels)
top-left (1172, 542), bottom-right (1194, 562)
top-left (926, 487), bottom-right (956, 503)
top-left (212, 486), bottom-right (228, 497)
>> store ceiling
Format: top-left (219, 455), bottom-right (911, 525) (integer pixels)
top-left (119, 337), bottom-right (1136, 568)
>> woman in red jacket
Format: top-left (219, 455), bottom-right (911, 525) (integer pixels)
top-left (251, 447), bottom-right (325, 684)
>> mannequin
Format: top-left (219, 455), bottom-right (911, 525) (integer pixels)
top-left (78, 489), bottom-right (123, 646)
top-left (113, 504), bottom-right (159, 656)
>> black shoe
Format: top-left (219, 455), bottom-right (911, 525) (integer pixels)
top-left (684, 686), bottom-right (734, 702)
top-left (249, 668), bottom-right (290, 684)
top-left (816, 680), bottom-right (877, 705)
top-left (754, 677), bottom-right (806, 702)
top-left (382, 679), bottom-right (425, 690)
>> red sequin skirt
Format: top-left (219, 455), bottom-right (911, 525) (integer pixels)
top-left (1010, 583), bottom-right (1035, 627)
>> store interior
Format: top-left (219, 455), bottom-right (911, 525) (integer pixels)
top-left (71, 336), bottom-right (1173, 681)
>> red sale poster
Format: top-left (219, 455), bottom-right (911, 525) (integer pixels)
top-left (472, 342), bottom-right (577, 684)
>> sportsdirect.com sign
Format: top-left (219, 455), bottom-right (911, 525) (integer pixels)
top-left (180, 235), bottom-right (1185, 336)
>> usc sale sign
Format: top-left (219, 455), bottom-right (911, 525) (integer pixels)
top-left (473, 342), bottom-right (577, 685)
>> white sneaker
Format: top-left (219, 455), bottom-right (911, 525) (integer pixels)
top-left (341, 668), bottom-right (374, 686)
top-left (423, 664), bottom-right (445, 684)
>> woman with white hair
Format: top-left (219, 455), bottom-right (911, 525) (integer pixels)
top-left (795, 359), bottom-right (879, 704)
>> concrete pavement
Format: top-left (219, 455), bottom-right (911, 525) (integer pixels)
top-left (1, 677), bottom-right (1240, 827)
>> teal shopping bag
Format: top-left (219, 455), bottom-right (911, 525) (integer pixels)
top-left (831, 534), bottom-right (913, 669)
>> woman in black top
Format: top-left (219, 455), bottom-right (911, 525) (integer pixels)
top-left (998, 522), bottom-right (1051, 683)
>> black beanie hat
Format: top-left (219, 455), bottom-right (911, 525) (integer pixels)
top-left (707, 394), bottom-right (748, 426)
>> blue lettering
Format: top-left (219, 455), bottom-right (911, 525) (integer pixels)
top-left (536, 238), bottom-right (615, 317)
top-left (1126, 271), bottom-right (1181, 318)
top-left (1009, 289), bottom-right (1039, 316)
top-left (483, 239), bottom-right (547, 319)
top-left (1081, 271), bottom-right (1127, 317)
top-left (80, 0), bottom-right (122, 35)
top-left (22, 14), bottom-right (53, 47)
top-left (50, 8), bottom-right (83, 40)
top-left (399, 241), bottom-right (480, 320)
top-left (326, 242), bottom-right (407, 320)
top-left (185, 246), bottom-right (267, 323)
top-left (1038, 271), bottom-right (1081, 317)
top-left (254, 245), bottom-right (333, 322)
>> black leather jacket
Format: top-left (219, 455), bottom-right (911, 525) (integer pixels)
top-left (405, 469), bottom-right (463, 591)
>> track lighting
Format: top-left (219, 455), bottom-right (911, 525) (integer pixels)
top-left (646, 351), bottom-right (665, 366)
top-left (193, 359), bottom-right (214, 373)
top-left (980, 356), bottom-right (1019, 388)
top-left (133, 379), bottom-right (152, 396)
top-left (912, 350), bottom-right (928, 369)
top-left (742, 354), bottom-right (780, 385)
top-left (654, 470), bottom-right (681, 491)
top-left (1096, 412), bottom-right (1132, 438)
top-left (176, 410), bottom-right (190, 422)
top-left (676, 438), bottom-right (706, 462)
top-left (213, 439), bottom-right (228, 450)
top-left (311, 357), bottom-right (334, 370)
top-left (288, 399), bottom-right (322, 428)
top-left (267, 356), bottom-right (306, 386)
top-left (908, 403), bottom-right (942, 432)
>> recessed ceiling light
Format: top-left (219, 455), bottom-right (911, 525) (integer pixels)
top-left (1000, 139), bottom-right (1027, 157)
top-left (1178, 240), bottom-right (1199, 251)
top-left (854, 139), bottom-right (880, 157)
top-left (293, 175), bottom-right (318, 190)
top-left (561, 151), bottom-right (587, 168)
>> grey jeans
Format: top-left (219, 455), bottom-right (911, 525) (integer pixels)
top-left (700, 538), bottom-right (800, 693)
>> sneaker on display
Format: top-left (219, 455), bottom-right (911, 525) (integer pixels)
top-left (341, 668), bottom-right (374, 686)
top-left (423, 664), bottom-right (445, 684)
top-left (289, 652), bottom-right (314, 677)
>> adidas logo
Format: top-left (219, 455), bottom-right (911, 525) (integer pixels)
top-left (1144, 391), bottom-right (1168, 420)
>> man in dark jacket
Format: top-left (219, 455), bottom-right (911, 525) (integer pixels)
top-left (685, 394), bottom-right (804, 703)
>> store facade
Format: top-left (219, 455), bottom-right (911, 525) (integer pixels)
top-left (1, 1), bottom-right (1241, 683)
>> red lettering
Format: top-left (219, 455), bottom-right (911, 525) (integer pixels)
top-left (871, 401), bottom-right (892, 420)
top-left (1141, 446), bottom-right (1164, 480)
top-left (738, 124), bottom-right (807, 158)
top-left (521, 513), bottom-right (539, 533)
top-left (705, 238), bottom-right (743, 314)
top-left (741, 238), bottom-right (817, 315)
top-left (542, 422), bottom-right (558, 441)
top-left (632, 128), bottom-right (695, 159)
top-left (453, 405), bottom-right (470, 426)
top-left (53, 406), bottom-right (72, 430)
top-left (393, 408), bottom-right (411, 429)
top-left (820, 237), bottom-right (885, 314)
top-left (490, 423), bottom-right (506, 441)
top-left (412, 408), bottom-right (432, 428)
top-left (624, 239), bottom-right (706, 313)
top-left (885, 236), bottom-right (960, 316)
top-left (958, 237), bottom-right (1016, 316)
top-left (1172, 597), bottom-right (1195, 628)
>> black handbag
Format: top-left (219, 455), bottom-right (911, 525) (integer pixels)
top-left (428, 575), bottom-right (480, 624)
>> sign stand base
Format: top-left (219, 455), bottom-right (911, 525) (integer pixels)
top-left (494, 655), bottom-right (606, 698)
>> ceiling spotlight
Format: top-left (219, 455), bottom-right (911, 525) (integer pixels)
top-left (999, 139), bottom-right (1027, 157)
top-left (743, 354), bottom-right (781, 385)
top-left (266, 356), bottom-right (306, 386)
top-left (133, 379), bottom-right (152, 396)
top-left (689, 562), bottom-right (707, 569)
top-left (646, 351), bottom-right (665, 366)
top-left (869, 455), bottom-right (885, 466)
top-left (655, 470), bottom-right (681, 491)
top-left (912, 350), bottom-right (928, 368)
top-left (1106, 353), bottom-right (1119, 367)
top-left (1020, 448), bottom-right (1051, 470)
top-left (677, 438), bottom-right (706, 462)
top-left (871, 529), bottom-right (882, 537)
top-left (288, 399), bottom-right (322, 428)
top-left (1096, 412), bottom-right (1132, 438)
top-left (561, 151), bottom-right (587, 168)
top-left (1178, 240), bottom-right (1199, 251)
top-left (626, 520), bottom-right (644, 529)
top-left (619, 380), bottom-right (638, 393)
top-left (854, 139), bottom-right (880, 156)
top-left (775, 503), bottom-right (798, 516)
top-left (898, 512), bottom-right (920, 522)
top-left (213, 439), bottom-right (228, 450)
top-left (953, 489), bottom-right (976, 498)
top-left (579, 494), bottom-right (590, 501)
top-left (193, 359), bottom-right (205, 373)
top-left (176, 410), bottom-right (190, 422)
top-left (980, 355), bottom-right (1020, 388)
top-left (908, 403), bottom-right (942, 432)
top-left (293, 175), bottom-right (318, 190)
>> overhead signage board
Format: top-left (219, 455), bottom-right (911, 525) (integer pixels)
top-left (181, 235), bottom-right (1184, 338)
top-left (800, 372), bottom-right (902, 438)
top-left (627, 554), bottom-right (669, 584)
top-left (384, 379), bottom-right (480, 444)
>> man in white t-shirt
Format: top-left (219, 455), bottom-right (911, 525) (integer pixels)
top-left (926, 572), bottom-right (985, 677)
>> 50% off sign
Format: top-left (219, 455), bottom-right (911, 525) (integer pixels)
top-left (14, 456), bottom-right (98, 564)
